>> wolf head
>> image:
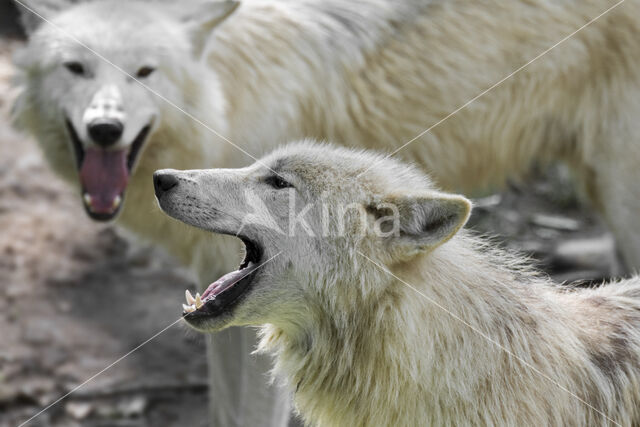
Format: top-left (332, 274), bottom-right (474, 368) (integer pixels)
top-left (12, 0), bottom-right (239, 221)
top-left (155, 141), bottom-right (471, 332)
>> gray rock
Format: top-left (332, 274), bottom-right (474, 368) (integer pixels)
top-left (530, 214), bottom-right (580, 231)
top-left (65, 401), bottom-right (93, 420)
top-left (552, 234), bottom-right (620, 277)
top-left (118, 396), bottom-right (148, 417)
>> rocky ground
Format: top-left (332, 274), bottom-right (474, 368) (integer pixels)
top-left (0, 34), bottom-right (621, 427)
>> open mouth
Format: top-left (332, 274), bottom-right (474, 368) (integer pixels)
top-left (182, 236), bottom-right (263, 322)
top-left (66, 119), bottom-right (151, 221)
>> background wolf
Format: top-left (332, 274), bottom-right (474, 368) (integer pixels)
top-left (13, 0), bottom-right (640, 426)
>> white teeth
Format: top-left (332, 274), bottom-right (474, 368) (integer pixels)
top-left (185, 290), bottom-right (195, 305)
top-left (83, 193), bottom-right (92, 206)
top-left (112, 195), bottom-right (122, 209)
top-left (182, 290), bottom-right (201, 313)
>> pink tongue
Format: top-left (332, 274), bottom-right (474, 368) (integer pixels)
top-left (79, 148), bottom-right (129, 213)
top-left (202, 264), bottom-right (259, 301)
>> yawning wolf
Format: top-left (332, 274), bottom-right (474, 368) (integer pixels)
top-left (156, 141), bottom-right (640, 426)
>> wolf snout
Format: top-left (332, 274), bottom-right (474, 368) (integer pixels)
top-left (153, 170), bottom-right (180, 199)
top-left (88, 118), bottom-right (124, 147)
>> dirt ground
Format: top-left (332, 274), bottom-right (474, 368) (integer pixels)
top-left (0, 34), bottom-right (621, 427)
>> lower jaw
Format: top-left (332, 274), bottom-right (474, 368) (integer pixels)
top-left (82, 201), bottom-right (123, 221)
top-left (81, 188), bottom-right (126, 221)
top-left (183, 275), bottom-right (257, 330)
top-left (183, 311), bottom-right (233, 332)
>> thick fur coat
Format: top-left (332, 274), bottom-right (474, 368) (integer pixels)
top-left (158, 142), bottom-right (640, 426)
top-left (207, 0), bottom-right (640, 270)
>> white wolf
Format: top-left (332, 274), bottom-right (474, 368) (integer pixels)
top-left (15, 0), bottom-right (640, 270)
top-left (13, 0), bottom-right (640, 424)
top-left (156, 142), bottom-right (640, 426)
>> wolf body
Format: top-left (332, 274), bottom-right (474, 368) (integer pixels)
top-left (157, 142), bottom-right (640, 426)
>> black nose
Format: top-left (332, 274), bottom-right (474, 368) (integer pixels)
top-left (153, 171), bottom-right (179, 198)
top-left (88, 119), bottom-right (124, 147)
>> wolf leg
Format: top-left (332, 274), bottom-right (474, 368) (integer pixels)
top-left (580, 109), bottom-right (640, 274)
top-left (206, 327), bottom-right (291, 427)
top-left (591, 162), bottom-right (640, 275)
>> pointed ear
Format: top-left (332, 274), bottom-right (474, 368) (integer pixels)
top-left (14, 0), bottom-right (71, 35)
top-left (371, 193), bottom-right (471, 257)
top-left (181, 0), bottom-right (240, 58)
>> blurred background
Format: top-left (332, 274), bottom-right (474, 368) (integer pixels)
top-left (0, 1), bottom-right (622, 426)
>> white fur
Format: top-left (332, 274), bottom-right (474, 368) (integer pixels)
top-left (204, 0), bottom-right (640, 270)
top-left (160, 141), bottom-right (640, 426)
top-left (14, 0), bottom-right (640, 271)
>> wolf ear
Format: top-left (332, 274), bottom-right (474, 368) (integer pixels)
top-left (372, 193), bottom-right (471, 257)
top-left (14, 0), bottom-right (72, 35)
top-left (181, 0), bottom-right (240, 58)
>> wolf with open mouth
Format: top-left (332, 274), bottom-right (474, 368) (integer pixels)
top-left (12, 1), bottom-right (235, 222)
top-left (156, 142), bottom-right (640, 426)
top-left (154, 162), bottom-right (294, 331)
top-left (154, 141), bottom-right (471, 333)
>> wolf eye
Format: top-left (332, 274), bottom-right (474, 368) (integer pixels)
top-left (64, 61), bottom-right (85, 76)
top-left (136, 66), bottom-right (155, 78)
top-left (265, 175), bottom-right (293, 189)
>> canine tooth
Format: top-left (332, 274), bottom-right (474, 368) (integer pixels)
top-left (195, 293), bottom-right (203, 309)
top-left (112, 195), bottom-right (122, 209)
top-left (83, 193), bottom-right (92, 206)
top-left (185, 290), bottom-right (196, 305)
top-left (183, 304), bottom-right (196, 313)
